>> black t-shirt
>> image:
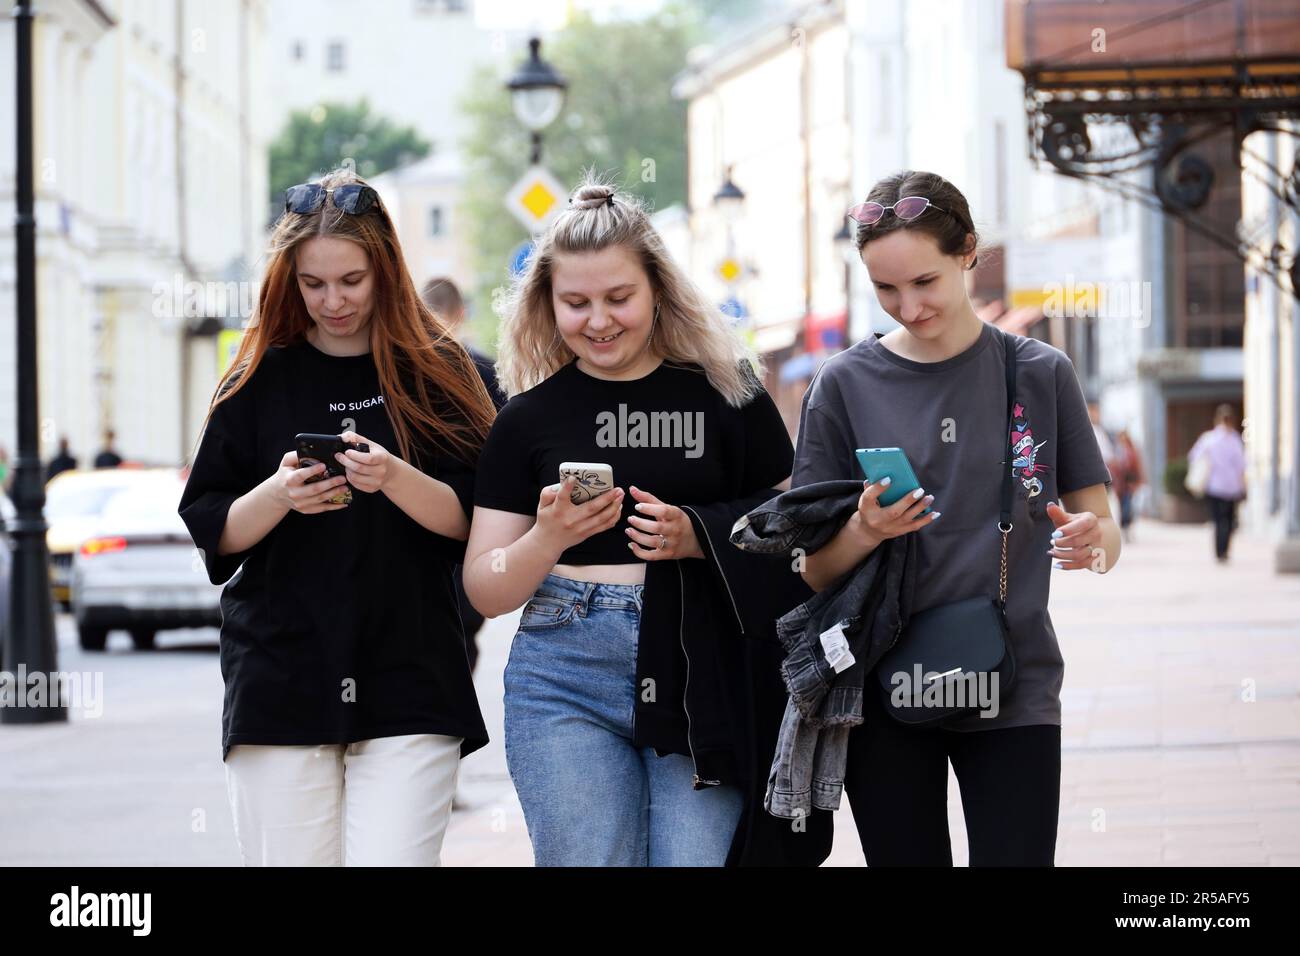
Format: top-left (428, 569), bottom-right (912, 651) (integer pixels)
top-left (467, 345), bottom-right (506, 411)
top-left (474, 358), bottom-right (792, 564)
top-left (178, 339), bottom-right (488, 760)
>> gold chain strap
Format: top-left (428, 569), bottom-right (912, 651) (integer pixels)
top-left (998, 527), bottom-right (1010, 605)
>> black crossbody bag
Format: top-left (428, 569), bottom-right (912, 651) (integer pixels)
top-left (874, 328), bottom-right (1018, 725)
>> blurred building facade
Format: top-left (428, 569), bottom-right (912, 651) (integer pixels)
top-left (675, 0), bottom-right (1159, 452)
top-left (674, 0), bottom-right (851, 433)
top-left (675, 0), bottom-right (1300, 571)
top-left (1005, 0), bottom-right (1299, 567)
top-left (1241, 126), bottom-right (1299, 567)
top-left (0, 0), bottom-right (270, 471)
top-left (266, 0), bottom-right (522, 302)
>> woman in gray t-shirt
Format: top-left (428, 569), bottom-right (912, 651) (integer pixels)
top-left (796, 171), bottom-right (1119, 866)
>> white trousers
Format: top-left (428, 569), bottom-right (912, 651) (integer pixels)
top-left (224, 733), bottom-right (462, 866)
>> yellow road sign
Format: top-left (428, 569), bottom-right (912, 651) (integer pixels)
top-left (718, 258), bottom-right (741, 283)
top-left (505, 165), bottom-right (565, 234)
top-left (218, 329), bottom-right (243, 376)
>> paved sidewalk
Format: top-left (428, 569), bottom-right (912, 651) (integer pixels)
top-left (1, 519), bottom-right (1296, 866)
top-left (446, 518), bottom-right (1300, 866)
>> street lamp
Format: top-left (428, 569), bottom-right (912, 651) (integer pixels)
top-left (833, 219), bottom-right (855, 346)
top-left (832, 219), bottom-right (855, 262)
top-left (506, 37), bottom-right (567, 165)
top-left (4, 1), bottom-right (64, 723)
top-left (713, 166), bottom-right (746, 223)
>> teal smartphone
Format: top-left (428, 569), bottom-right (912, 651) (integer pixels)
top-left (854, 447), bottom-right (931, 515)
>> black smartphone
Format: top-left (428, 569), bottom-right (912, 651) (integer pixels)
top-left (295, 433), bottom-right (370, 505)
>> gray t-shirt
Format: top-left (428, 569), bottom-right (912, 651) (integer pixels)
top-left (794, 322), bottom-right (1111, 731)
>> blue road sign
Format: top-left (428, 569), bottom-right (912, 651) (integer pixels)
top-left (720, 296), bottom-right (747, 321)
top-left (510, 240), bottom-right (536, 277)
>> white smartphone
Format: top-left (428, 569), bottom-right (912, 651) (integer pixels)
top-left (558, 462), bottom-right (615, 504)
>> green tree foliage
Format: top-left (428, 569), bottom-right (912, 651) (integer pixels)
top-left (268, 99), bottom-right (431, 215)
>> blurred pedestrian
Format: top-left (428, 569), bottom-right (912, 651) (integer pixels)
top-left (1087, 398), bottom-right (1115, 465)
top-left (179, 167), bottom-right (496, 866)
top-left (94, 429), bottom-right (123, 468)
top-left (46, 437), bottom-right (77, 483)
top-left (1087, 397), bottom-right (1120, 519)
top-left (422, 277), bottom-right (506, 411)
top-left (1111, 428), bottom-right (1145, 543)
top-left (0, 444), bottom-right (10, 493)
top-left (1188, 404), bottom-right (1247, 563)
top-left (420, 277), bottom-right (505, 677)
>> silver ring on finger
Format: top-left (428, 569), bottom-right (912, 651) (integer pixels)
top-left (657, 534), bottom-right (668, 551)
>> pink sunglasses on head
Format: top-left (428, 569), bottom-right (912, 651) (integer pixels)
top-left (847, 195), bottom-right (953, 226)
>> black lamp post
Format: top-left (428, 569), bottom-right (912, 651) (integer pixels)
top-left (712, 167), bottom-right (746, 220)
top-left (833, 219), bottom-right (854, 347)
top-left (832, 219), bottom-right (853, 257)
top-left (506, 37), bottom-right (567, 165)
top-left (4, 1), bottom-right (64, 723)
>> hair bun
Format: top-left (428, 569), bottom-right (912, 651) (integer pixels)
top-left (571, 185), bottom-right (617, 210)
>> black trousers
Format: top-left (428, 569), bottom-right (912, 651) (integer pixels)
top-left (1205, 495), bottom-right (1239, 559)
top-left (843, 686), bottom-right (1061, 866)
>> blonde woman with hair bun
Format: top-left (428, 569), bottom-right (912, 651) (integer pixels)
top-left (464, 175), bottom-right (829, 867)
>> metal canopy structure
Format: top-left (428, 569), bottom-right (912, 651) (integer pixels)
top-left (1007, 0), bottom-right (1300, 297)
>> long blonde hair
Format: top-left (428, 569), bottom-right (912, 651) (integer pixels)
top-left (205, 167), bottom-right (495, 468)
top-left (496, 174), bottom-right (761, 407)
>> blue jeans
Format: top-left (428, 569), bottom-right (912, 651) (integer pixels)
top-left (503, 572), bottom-right (744, 866)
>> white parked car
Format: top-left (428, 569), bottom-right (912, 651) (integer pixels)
top-left (44, 469), bottom-right (153, 609)
top-left (69, 471), bottom-right (222, 650)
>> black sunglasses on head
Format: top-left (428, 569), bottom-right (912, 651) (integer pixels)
top-left (284, 183), bottom-right (379, 215)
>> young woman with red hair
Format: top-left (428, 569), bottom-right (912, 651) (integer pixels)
top-left (179, 168), bottom-right (496, 866)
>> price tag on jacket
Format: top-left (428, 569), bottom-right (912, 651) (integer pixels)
top-left (819, 621), bottom-right (855, 674)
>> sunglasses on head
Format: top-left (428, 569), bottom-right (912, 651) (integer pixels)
top-left (847, 195), bottom-right (952, 226)
top-left (284, 183), bottom-right (379, 216)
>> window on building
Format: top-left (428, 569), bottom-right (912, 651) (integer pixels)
top-left (326, 41), bottom-right (346, 72)
top-left (429, 206), bottom-right (444, 237)
top-left (1171, 131), bottom-right (1245, 350)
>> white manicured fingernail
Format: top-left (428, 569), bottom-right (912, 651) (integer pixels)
top-left (912, 488), bottom-right (925, 499)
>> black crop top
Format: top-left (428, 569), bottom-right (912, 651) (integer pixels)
top-left (473, 358), bottom-right (792, 564)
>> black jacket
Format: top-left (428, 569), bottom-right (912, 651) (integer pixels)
top-left (635, 488), bottom-right (835, 867)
